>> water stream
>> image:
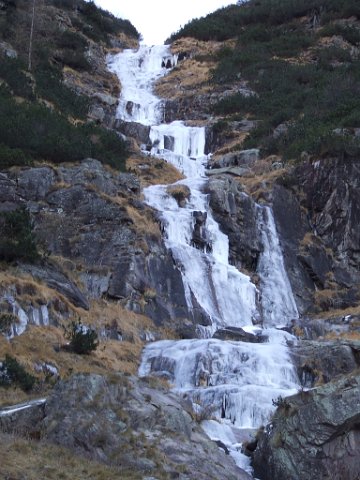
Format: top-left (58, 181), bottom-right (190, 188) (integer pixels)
top-left (109, 44), bottom-right (300, 475)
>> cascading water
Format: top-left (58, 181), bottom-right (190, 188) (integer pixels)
top-left (110, 44), bottom-right (300, 475)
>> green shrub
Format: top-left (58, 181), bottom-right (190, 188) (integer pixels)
top-left (0, 91), bottom-right (128, 169)
top-left (0, 143), bottom-right (32, 169)
top-left (0, 354), bottom-right (36, 391)
top-left (320, 23), bottom-right (360, 45)
top-left (34, 62), bottom-right (89, 119)
top-left (78, 0), bottom-right (140, 44)
top-left (0, 57), bottom-right (34, 100)
top-left (0, 207), bottom-right (39, 263)
top-left (64, 319), bottom-right (99, 355)
top-left (56, 29), bottom-right (88, 51)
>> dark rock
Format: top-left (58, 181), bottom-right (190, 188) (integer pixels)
top-left (114, 119), bottom-right (150, 145)
top-left (253, 373), bottom-right (360, 480)
top-left (292, 340), bottom-right (360, 387)
top-left (21, 263), bottom-right (89, 310)
top-left (213, 327), bottom-right (268, 343)
top-left (191, 211), bottom-right (212, 252)
top-left (207, 178), bottom-right (261, 271)
top-left (298, 157), bottom-right (360, 273)
top-left (272, 184), bottom-right (315, 313)
top-left (210, 149), bottom-right (259, 169)
top-left (0, 173), bottom-right (22, 207)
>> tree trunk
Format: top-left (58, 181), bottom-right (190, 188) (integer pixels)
top-left (28, 0), bottom-right (36, 71)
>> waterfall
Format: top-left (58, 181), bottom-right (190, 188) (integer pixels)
top-left (110, 44), bottom-right (300, 476)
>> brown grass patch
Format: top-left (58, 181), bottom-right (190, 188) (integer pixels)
top-left (212, 133), bottom-right (249, 156)
top-left (155, 37), bottom-right (227, 100)
top-left (166, 184), bottom-right (191, 205)
top-left (126, 204), bottom-right (161, 240)
top-left (127, 155), bottom-right (183, 187)
top-left (239, 166), bottom-right (287, 202)
top-left (0, 433), bottom-right (141, 480)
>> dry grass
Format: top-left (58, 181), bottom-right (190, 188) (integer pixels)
top-left (126, 155), bottom-right (183, 187)
top-left (0, 270), bottom-right (76, 313)
top-left (239, 166), bottom-right (287, 202)
top-left (0, 292), bottom-right (161, 407)
top-left (166, 184), bottom-right (191, 205)
top-left (212, 133), bottom-right (249, 157)
top-left (126, 204), bottom-right (161, 240)
top-left (155, 37), bottom-right (227, 100)
top-left (314, 304), bottom-right (360, 321)
top-left (0, 433), bottom-right (141, 480)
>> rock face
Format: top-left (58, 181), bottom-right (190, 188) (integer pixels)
top-left (272, 157), bottom-right (360, 314)
top-left (41, 373), bottom-right (251, 480)
top-left (0, 399), bottom-right (46, 436)
top-left (253, 373), bottom-right (360, 480)
top-left (292, 340), bottom-right (360, 387)
top-left (206, 176), bottom-right (261, 271)
top-left (0, 158), bottom-right (206, 331)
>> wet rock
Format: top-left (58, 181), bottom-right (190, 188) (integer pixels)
top-left (253, 373), bottom-right (360, 480)
top-left (272, 184), bottom-right (315, 313)
top-left (207, 177), bottom-right (261, 271)
top-left (191, 211), bottom-right (212, 252)
top-left (213, 327), bottom-right (268, 343)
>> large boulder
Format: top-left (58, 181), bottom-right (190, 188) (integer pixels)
top-left (253, 373), bottom-right (360, 480)
top-left (41, 373), bottom-right (251, 480)
top-left (292, 340), bottom-right (360, 387)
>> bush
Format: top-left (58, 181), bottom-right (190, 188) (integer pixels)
top-left (0, 207), bottom-right (39, 263)
top-left (64, 319), bottom-right (98, 354)
top-left (0, 354), bottom-right (36, 391)
top-left (0, 90), bottom-right (128, 169)
top-left (0, 143), bottom-right (32, 169)
top-left (34, 62), bottom-right (89, 119)
top-left (0, 57), bottom-right (34, 100)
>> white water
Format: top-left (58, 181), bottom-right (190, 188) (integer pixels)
top-left (110, 44), bottom-right (300, 475)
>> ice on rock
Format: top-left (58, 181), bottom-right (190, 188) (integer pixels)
top-left (108, 45), bottom-right (177, 125)
top-left (109, 44), bottom-right (300, 476)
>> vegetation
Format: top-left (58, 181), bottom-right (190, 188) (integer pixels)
top-left (0, 0), bottom-right (134, 171)
top-left (64, 319), bottom-right (99, 355)
top-left (0, 86), bottom-right (128, 169)
top-left (169, 0), bottom-right (360, 160)
top-left (0, 207), bottom-right (39, 263)
top-left (168, 0), bottom-right (360, 43)
top-left (0, 354), bottom-right (36, 391)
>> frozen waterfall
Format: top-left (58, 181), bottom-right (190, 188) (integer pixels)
top-left (110, 44), bottom-right (300, 476)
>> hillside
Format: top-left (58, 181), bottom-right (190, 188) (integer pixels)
top-left (0, 0), bottom-right (360, 479)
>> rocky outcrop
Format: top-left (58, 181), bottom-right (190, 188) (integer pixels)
top-left (213, 327), bottom-right (268, 343)
top-left (0, 159), bottom-right (209, 331)
top-left (292, 340), bottom-right (360, 387)
top-left (206, 177), bottom-right (261, 271)
top-left (41, 373), bottom-right (251, 480)
top-left (0, 398), bottom-right (46, 436)
top-left (253, 373), bottom-right (360, 480)
top-left (298, 157), bottom-right (360, 272)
